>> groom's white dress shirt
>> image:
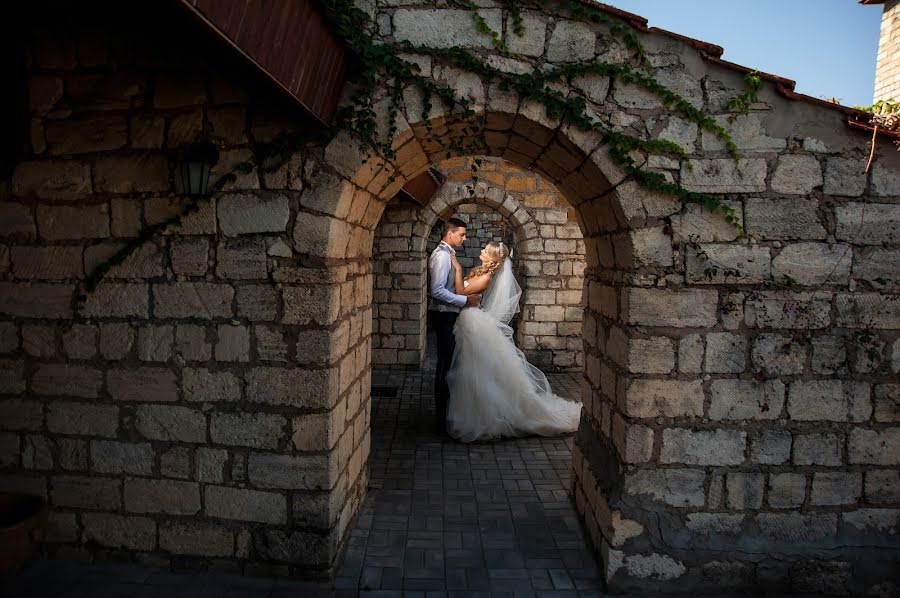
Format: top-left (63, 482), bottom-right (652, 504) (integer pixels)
top-left (428, 241), bottom-right (467, 313)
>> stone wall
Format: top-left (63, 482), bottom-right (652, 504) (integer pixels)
top-left (874, 0), bottom-right (900, 103)
top-left (2, 1), bottom-right (899, 594)
top-left (372, 157), bottom-right (585, 370)
top-left (364, 3), bottom-right (900, 594)
top-left (0, 6), bottom-right (372, 577)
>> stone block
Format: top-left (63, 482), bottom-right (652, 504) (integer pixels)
top-left (81, 513), bottom-right (156, 551)
top-left (45, 117), bottom-right (127, 155)
top-left (254, 325), bottom-right (288, 362)
top-left (823, 156), bottom-right (867, 196)
top-left (218, 194), bottom-right (290, 236)
top-left (626, 337), bottom-right (674, 374)
top-left (811, 335), bottom-right (846, 375)
top-left (31, 364), bottom-right (102, 398)
top-left (154, 72), bottom-right (206, 108)
top-left (660, 429), bottom-right (746, 466)
top-left (215, 325), bottom-right (250, 362)
top-left (770, 155), bottom-right (823, 195)
top-left (145, 197), bottom-right (217, 235)
top-left (755, 513), bottom-right (837, 543)
top-left (216, 237), bottom-right (268, 280)
top-left (130, 115), bottom-right (165, 149)
top-left (52, 476), bottom-right (121, 510)
top-left (726, 472), bottom-right (764, 510)
top-left (623, 423), bottom-right (654, 464)
top-left (0, 360), bottom-right (26, 397)
top-left (393, 8), bottom-right (502, 50)
top-left (506, 13), bottom-right (548, 57)
top-left (248, 452), bottom-right (335, 491)
top-left (100, 323), bottom-right (134, 360)
top-left (834, 293), bottom-right (900, 329)
top-left (11, 246), bottom-right (83, 280)
top-left (246, 367), bottom-right (338, 409)
top-left (0, 203), bottom-right (35, 238)
top-left (678, 334), bottom-right (703, 374)
top-left (686, 244), bottom-right (771, 285)
top-left (81, 283), bottom-right (149, 319)
top-left (793, 433), bottom-right (841, 466)
top-left (625, 380), bottom-right (703, 418)
top-left (183, 369), bottom-right (241, 403)
top-left (670, 201), bottom-right (742, 243)
top-left (170, 238), bottom-right (209, 276)
top-left (0, 283), bottom-right (73, 319)
top-left (623, 469), bottom-right (706, 507)
top-left (705, 332), bottom-right (747, 373)
top-left (22, 435), bottom-right (53, 470)
top-left (772, 243), bottom-right (852, 286)
top-left (787, 380), bottom-right (871, 422)
top-left (12, 161), bottom-right (92, 200)
top-left (236, 285), bottom-right (278, 321)
top-left (160, 522), bottom-right (234, 557)
top-left (744, 291), bottom-right (831, 329)
top-left (61, 324), bottom-right (97, 360)
top-left (750, 430), bottom-right (791, 465)
top-left (865, 470), bottom-right (900, 504)
top-left (282, 285), bottom-right (341, 326)
top-left (546, 19), bottom-right (596, 63)
top-left (871, 155), bottom-right (900, 195)
top-left (90, 441), bottom-right (153, 475)
top-left (768, 473), bottom-right (806, 509)
top-left (835, 203), bottom-right (899, 245)
top-left (58, 438), bottom-right (87, 471)
top-left (22, 324), bottom-right (58, 358)
top-left (47, 402), bottom-right (118, 438)
top-left (160, 446), bottom-right (191, 479)
top-left (254, 529), bottom-right (329, 565)
top-left (205, 485), bottom-right (286, 524)
top-left (135, 405), bottom-right (206, 443)
top-left (810, 472), bottom-right (862, 506)
top-left (849, 428), bottom-right (900, 465)
top-left (37, 204), bottom-right (109, 240)
top-left (124, 478), bottom-right (200, 515)
top-left (842, 508), bottom-right (900, 534)
top-left (684, 513), bottom-right (744, 535)
top-left (153, 283), bottom-right (233, 319)
top-left (175, 324), bottom-right (211, 361)
top-left (623, 288), bottom-right (718, 328)
top-left (136, 325), bottom-right (173, 362)
top-left (210, 412), bottom-right (285, 449)
top-left (708, 380), bottom-right (784, 420)
top-left (744, 198), bottom-right (826, 240)
top-left (874, 384), bottom-right (899, 423)
top-left (107, 368), bottom-right (178, 402)
top-left (195, 448), bottom-right (228, 483)
top-left (751, 334), bottom-right (806, 375)
top-left (628, 227), bottom-right (673, 268)
top-left (0, 322), bottom-right (18, 354)
top-left (94, 154), bottom-right (169, 193)
top-left (680, 159), bottom-right (767, 193)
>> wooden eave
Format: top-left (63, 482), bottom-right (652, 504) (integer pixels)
top-left (175, 0), bottom-right (348, 126)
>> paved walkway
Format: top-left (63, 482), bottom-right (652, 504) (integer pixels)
top-left (2, 346), bottom-right (599, 597)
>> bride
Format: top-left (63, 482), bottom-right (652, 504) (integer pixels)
top-left (445, 241), bottom-right (582, 442)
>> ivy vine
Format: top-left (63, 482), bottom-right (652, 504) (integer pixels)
top-left (82, 0), bottom-right (755, 298)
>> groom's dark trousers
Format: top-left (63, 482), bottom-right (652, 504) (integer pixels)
top-left (432, 311), bottom-right (458, 434)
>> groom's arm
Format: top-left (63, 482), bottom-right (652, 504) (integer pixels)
top-left (429, 253), bottom-right (467, 307)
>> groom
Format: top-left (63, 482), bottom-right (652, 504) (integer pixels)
top-left (428, 218), bottom-right (480, 436)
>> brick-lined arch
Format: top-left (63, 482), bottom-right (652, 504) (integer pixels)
top-left (373, 158), bottom-right (587, 370)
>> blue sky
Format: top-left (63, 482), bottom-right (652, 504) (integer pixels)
top-left (608, 0), bottom-right (883, 108)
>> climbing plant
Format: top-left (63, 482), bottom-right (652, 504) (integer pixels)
top-left (82, 0), bottom-right (757, 299)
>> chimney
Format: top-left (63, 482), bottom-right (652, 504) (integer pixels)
top-left (864, 0), bottom-right (900, 103)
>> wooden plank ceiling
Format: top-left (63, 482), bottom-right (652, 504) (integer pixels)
top-left (176, 0), bottom-right (348, 125)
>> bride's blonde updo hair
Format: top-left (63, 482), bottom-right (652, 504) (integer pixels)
top-left (465, 241), bottom-right (509, 280)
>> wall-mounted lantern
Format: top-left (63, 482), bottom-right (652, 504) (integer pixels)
top-left (178, 139), bottom-right (219, 197)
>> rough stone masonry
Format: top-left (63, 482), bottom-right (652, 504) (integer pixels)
top-left (0, 1), bottom-right (898, 595)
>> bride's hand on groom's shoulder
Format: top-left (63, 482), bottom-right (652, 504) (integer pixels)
top-left (450, 255), bottom-right (460, 270)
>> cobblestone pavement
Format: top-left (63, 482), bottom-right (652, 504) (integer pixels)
top-left (2, 348), bottom-right (601, 597)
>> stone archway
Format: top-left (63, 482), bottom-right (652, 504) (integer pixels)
top-left (372, 161), bottom-right (588, 370)
top-left (291, 8), bottom-right (900, 589)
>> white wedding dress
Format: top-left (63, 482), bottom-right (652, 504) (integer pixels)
top-left (445, 260), bottom-right (582, 442)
